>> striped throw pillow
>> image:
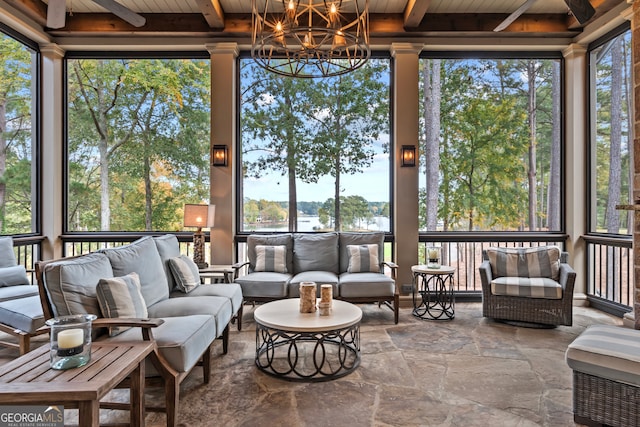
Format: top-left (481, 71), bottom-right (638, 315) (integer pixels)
top-left (255, 245), bottom-right (287, 273)
top-left (347, 244), bottom-right (380, 273)
top-left (168, 255), bottom-right (201, 293)
top-left (486, 246), bottom-right (561, 281)
top-left (96, 272), bottom-right (148, 336)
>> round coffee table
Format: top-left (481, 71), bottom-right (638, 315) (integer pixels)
top-left (254, 298), bottom-right (362, 382)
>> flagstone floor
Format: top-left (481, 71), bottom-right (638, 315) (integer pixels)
top-left (0, 302), bottom-right (623, 426)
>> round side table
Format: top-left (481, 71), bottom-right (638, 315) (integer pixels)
top-left (411, 265), bottom-right (456, 320)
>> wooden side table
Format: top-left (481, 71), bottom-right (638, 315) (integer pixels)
top-left (411, 265), bottom-right (456, 320)
top-left (199, 264), bottom-right (234, 283)
top-left (0, 341), bottom-right (155, 427)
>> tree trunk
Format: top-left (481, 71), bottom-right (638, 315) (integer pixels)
top-left (424, 59), bottom-right (441, 231)
top-left (0, 100), bottom-right (6, 232)
top-left (527, 61), bottom-right (538, 231)
top-left (606, 38), bottom-right (623, 234)
top-left (547, 61), bottom-right (561, 231)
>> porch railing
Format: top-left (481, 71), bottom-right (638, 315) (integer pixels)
top-left (11, 236), bottom-right (44, 284)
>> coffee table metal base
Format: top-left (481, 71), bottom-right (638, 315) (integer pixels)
top-left (255, 323), bottom-right (360, 382)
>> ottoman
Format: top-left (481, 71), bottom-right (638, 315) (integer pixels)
top-left (565, 324), bottom-right (640, 427)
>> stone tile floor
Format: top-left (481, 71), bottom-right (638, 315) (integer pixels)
top-left (0, 303), bottom-right (622, 426)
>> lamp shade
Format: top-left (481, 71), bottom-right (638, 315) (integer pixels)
top-left (184, 204), bottom-right (215, 228)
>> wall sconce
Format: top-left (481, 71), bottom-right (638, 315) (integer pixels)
top-left (401, 145), bottom-right (416, 167)
top-left (212, 145), bottom-right (228, 167)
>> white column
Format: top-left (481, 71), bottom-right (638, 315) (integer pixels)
top-left (206, 43), bottom-right (238, 264)
top-left (40, 44), bottom-right (65, 260)
top-left (391, 43), bottom-right (421, 290)
top-left (563, 43), bottom-right (588, 305)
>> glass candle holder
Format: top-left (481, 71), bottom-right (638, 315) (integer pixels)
top-left (426, 246), bottom-right (441, 269)
top-left (46, 314), bottom-right (97, 370)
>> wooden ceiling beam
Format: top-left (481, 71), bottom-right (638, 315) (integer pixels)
top-left (5, 0), bottom-right (47, 27)
top-left (403, 0), bottom-right (432, 28)
top-left (44, 13), bottom-right (574, 37)
top-left (194, 0), bottom-right (224, 29)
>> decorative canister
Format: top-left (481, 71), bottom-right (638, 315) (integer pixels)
top-left (299, 282), bottom-right (317, 313)
top-left (46, 314), bottom-right (97, 370)
top-left (426, 246), bottom-right (441, 269)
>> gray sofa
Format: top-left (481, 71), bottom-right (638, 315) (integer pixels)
top-left (36, 234), bottom-right (243, 427)
top-left (232, 232), bottom-right (399, 323)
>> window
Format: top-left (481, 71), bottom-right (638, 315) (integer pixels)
top-left (0, 29), bottom-right (38, 235)
top-left (589, 26), bottom-right (633, 235)
top-left (419, 55), bottom-right (563, 232)
top-left (65, 55), bottom-right (211, 232)
top-left (239, 57), bottom-right (392, 233)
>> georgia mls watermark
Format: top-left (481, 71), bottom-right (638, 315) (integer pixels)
top-left (0, 406), bottom-right (64, 427)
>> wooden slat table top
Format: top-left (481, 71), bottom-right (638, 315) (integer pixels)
top-left (0, 341), bottom-right (155, 403)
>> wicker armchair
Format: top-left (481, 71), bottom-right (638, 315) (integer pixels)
top-left (478, 246), bottom-right (576, 327)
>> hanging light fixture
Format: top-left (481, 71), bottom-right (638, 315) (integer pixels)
top-left (251, 0), bottom-right (370, 78)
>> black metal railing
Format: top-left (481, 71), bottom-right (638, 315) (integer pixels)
top-left (12, 236), bottom-right (45, 284)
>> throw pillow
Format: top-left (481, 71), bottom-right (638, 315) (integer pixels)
top-left (347, 244), bottom-right (380, 273)
top-left (0, 265), bottom-right (30, 287)
top-left (0, 236), bottom-right (17, 268)
top-left (96, 272), bottom-right (148, 336)
top-left (168, 255), bottom-right (201, 293)
top-left (486, 246), bottom-right (561, 281)
top-left (255, 245), bottom-right (288, 273)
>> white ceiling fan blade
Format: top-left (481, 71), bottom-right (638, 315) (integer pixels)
top-left (493, 0), bottom-right (538, 32)
top-left (47, 0), bottom-right (67, 29)
top-left (92, 0), bottom-right (146, 27)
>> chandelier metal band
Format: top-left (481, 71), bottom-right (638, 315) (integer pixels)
top-left (251, 0), bottom-right (370, 78)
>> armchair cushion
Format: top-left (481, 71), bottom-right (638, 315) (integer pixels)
top-left (346, 244), bottom-right (380, 273)
top-left (0, 236), bottom-right (17, 268)
top-left (486, 246), bottom-right (560, 281)
top-left (0, 265), bottom-right (30, 287)
top-left (96, 272), bottom-right (148, 336)
top-left (254, 245), bottom-right (287, 273)
top-left (168, 256), bottom-right (201, 293)
top-left (490, 277), bottom-right (562, 300)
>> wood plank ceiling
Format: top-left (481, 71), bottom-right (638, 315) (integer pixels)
top-left (3, 0), bottom-right (628, 39)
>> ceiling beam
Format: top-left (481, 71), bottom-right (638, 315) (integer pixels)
top-left (194, 0), bottom-right (224, 29)
top-left (403, 0), bottom-right (432, 28)
top-left (42, 13), bottom-right (576, 37)
top-left (4, 0), bottom-right (46, 27)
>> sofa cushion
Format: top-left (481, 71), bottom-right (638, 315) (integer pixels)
top-left (0, 265), bottom-right (30, 287)
top-left (235, 272), bottom-right (290, 299)
top-left (102, 314), bottom-right (217, 375)
top-left (168, 256), bottom-right (201, 293)
top-left (339, 272), bottom-right (395, 298)
top-left (0, 236), bottom-right (17, 268)
top-left (293, 232), bottom-right (339, 274)
top-left (0, 285), bottom-right (39, 302)
top-left (96, 272), bottom-right (148, 336)
top-left (289, 271), bottom-right (339, 297)
top-left (0, 295), bottom-right (44, 333)
top-left (255, 245), bottom-right (287, 273)
top-left (154, 234), bottom-right (181, 292)
top-left (486, 246), bottom-right (560, 281)
top-left (171, 283), bottom-right (243, 315)
top-left (148, 296), bottom-right (232, 338)
top-left (490, 277), bottom-right (562, 300)
top-left (346, 244), bottom-right (380, 273)
top-left (100, 236), bottom-right (169, 307)
top-left (42, 252), bottom-right (113, 317)
top-left (566, 324), bottom-right (640, 387)
top-left (339, 232), bottom-right (384, 274)
top-left (247, 234), bottom-right (293, 274)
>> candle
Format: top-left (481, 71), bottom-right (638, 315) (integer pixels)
top-left (428, 249), bottom-right (439, 259)
top-left (57, 328), bottom-right (84, 349)
top-left (320, 284), bottom-right (333, 303)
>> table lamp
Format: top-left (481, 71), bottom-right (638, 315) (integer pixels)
top-left (183, 204), bottom-right (215, 269)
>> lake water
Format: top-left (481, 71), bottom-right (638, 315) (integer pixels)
top-left (244, 215), bottom-right (390, 232)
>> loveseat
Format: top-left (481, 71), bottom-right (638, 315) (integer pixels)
top-left (35, 234), bottom-right (243, 427)
top-left (232, 232), bottom-right (399, 323)
top-left (479, 245), bottom-right (576, 327)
